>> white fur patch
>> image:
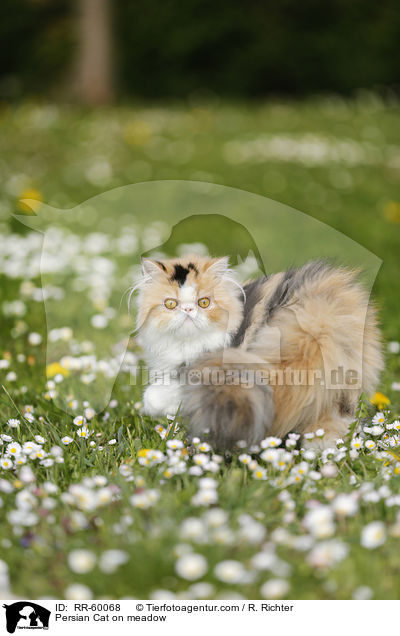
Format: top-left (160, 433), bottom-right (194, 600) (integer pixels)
top-left (179, 284), bottom-right (196, 303)
top-left (139, 322), bottom-right (227, 370)
top-left (143, 383), bottom-right (181, 417)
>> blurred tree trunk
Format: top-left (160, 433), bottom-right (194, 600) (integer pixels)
top-left (72, 0), bottom-right (114, 105)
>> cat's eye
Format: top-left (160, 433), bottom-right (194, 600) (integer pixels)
top-left (164, 298), bottom-right (178, 310)
top-left (198, 297), bottom-right (210, 308)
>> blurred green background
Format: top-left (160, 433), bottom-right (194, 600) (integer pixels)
top-left (1, 0), bottom-right (400, 100)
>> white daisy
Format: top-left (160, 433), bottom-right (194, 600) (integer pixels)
top-left (175, 553), bottom-right (207, 580)
top-left (361, 521), bottom-right (386, 549)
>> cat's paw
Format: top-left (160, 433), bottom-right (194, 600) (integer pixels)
top-left (143, 384), bottom-right (181, 417)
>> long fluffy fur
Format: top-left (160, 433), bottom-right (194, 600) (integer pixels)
top-left (180, 260), bottom-right (383, 448)
top-left (184, 349), bottom-right (275, 448)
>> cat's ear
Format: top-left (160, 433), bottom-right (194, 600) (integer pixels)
top-left (205, 256), bottom-right (230, 276)
top-left (141, 258), bottom-right (167, 278)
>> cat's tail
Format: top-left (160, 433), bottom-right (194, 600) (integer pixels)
top-left (180, 349), bottom-right (274, 449)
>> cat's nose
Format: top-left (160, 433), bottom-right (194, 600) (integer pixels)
top-left (181, 304), bottom-right (195, 313)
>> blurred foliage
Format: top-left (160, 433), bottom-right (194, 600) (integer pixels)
top-left (0, 0), bottom-right (74, 98)
top-left (1, 0), bottom-right (400, 100)
top-left (116, 0), bottom-right (400, 98)
top-left (1, 97), bottom-right (399, 339)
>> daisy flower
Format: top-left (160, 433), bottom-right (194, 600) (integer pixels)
top-left (180, 517), bottom-right (207, 541)
top-left (261, 437), bottom-right (282, 448)
top-left (0, 458), bottom-right (13, 470)
top-left (40, 458), bottom-right (54, 467)
top-left (198, 478), bottom-right (218, 490)
top-left (187, 582), bottom-right (215, 599)
top-left (320, 463), bottom-right (338, 478)
top-left (203, 508), bottom-right (228, 527)
top-left (214, 560), bottom-right (247, 584)
top-left (65, 583), bottom-right (93, 600)
top-left (370, 425), bottom-right (384, 436)
top-left (130, 489), bottom-right (160, 509)
top-left (192, 454), bottom-right (209, 467)
top-left (238, 453), bottom-right (252, 465)
top-left (332, 493), bottom-right (358, 517)
top-left (77, 427), bottom-right (93, 438)
top-left (73, 415), bottom-right (86, 427)
top-left (353, 586), bottom-right (373, 600)
top-left (372, 412), bottom-right (385, 424)
top-left (154, 424), bottom-right (167, 439)
top-left (175, 554), bottom-right (207, 580)
top-left (260, 448), bottom-right (279, 463)
top-left (28, 332), bottom-right (42, 345)
top-left (6, 442), bottom-right (21, 456)
top-left (260, 578), bottom-right (289, 599)
top-left (7, 419), bottom-right (20, 429)
top-left (19, 466), bottom-right (35, 483)
top-left (253, 467), bottom-right (267, 480)
top-left (166, 439), bottom-right (184, 450)
top-left (361, 521), bottom-right (386, 549)
top-left (191, 489), bottom-right (218, 506)
top-left (303, 506), bottom-right (335, 539)
top-left (188, 466), bottom-right (203, 476)
top-left (68, 549), bottom-right (96, 573)
top-left (197, 442), bottom-right (212, 452)
top-left (307, 540), bottom-right (348, 568)
top-left (99, 550), bottom-right (129, 573)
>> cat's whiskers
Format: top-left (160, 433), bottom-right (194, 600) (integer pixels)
top-left (223, 272), bottom-right (246, 302)
top-left (123, 274), bottom-right (151, 314)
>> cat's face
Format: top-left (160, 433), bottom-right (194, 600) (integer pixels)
top-left (136, 255), bottom-right (243, 340)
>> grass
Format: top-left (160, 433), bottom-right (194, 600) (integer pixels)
top-left (0, 95), bottom-right (400, 600)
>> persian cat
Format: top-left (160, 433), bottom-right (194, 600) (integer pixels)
top-left (135, 256), bottom-right (383, 449)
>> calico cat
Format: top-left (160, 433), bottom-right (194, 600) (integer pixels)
top-left (135, 255), bottom-right (383, 449)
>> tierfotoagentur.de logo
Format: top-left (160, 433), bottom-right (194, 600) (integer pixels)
top-left (2, 602), bottom-right (51, 634)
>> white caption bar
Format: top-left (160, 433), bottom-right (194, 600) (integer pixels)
top-left (1, 599), bottom-right (398, 636)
